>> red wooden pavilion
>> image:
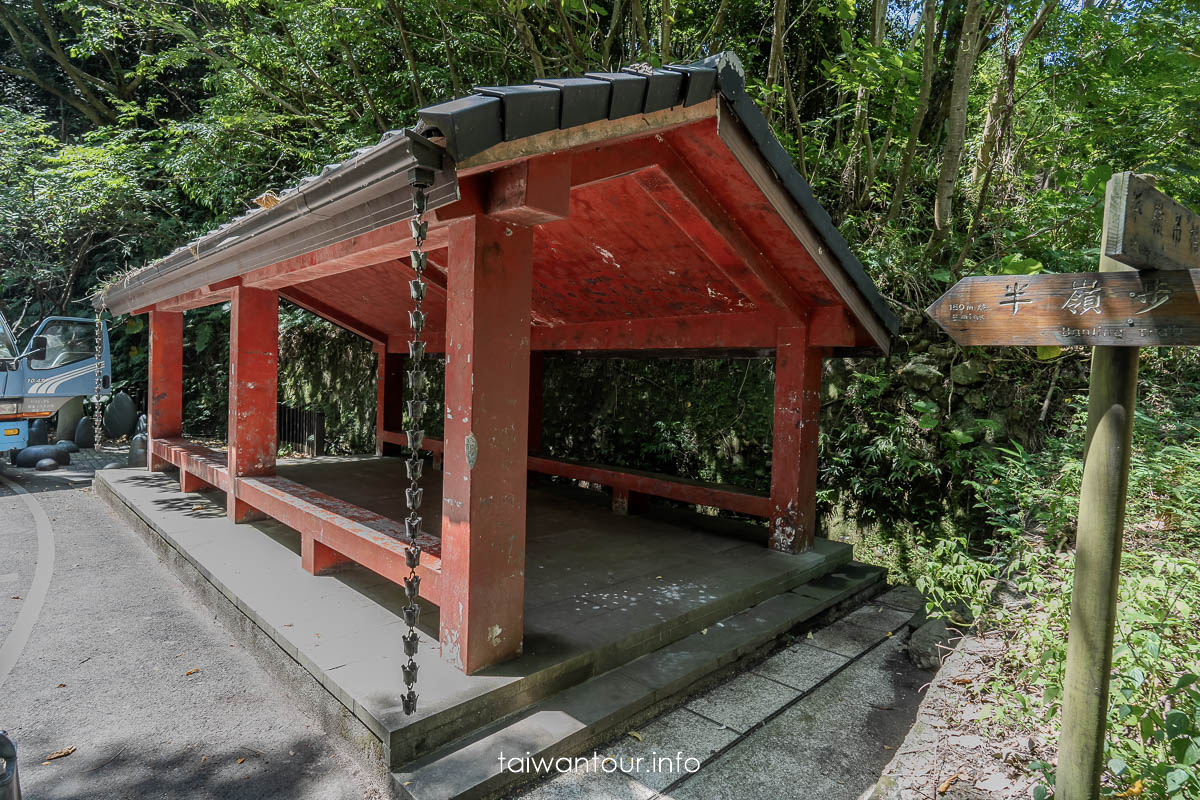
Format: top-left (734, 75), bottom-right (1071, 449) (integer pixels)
top-left (99, 52), bottom-right (897, 674)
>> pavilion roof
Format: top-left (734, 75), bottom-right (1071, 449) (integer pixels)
top-left (99, 52), bottom-right (897, 352)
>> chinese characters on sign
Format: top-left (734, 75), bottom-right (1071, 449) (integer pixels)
top-left (1062, 280), bottom-right (1104, 315)
top-left (1105, 173), bottom-right (1200, 271)
top-left (925, 270), bottom-right (1200, 347)
top-left (1129, 279), bottom-right (1172, 314)
top-left (999, 282), bottom-right (1031, 315)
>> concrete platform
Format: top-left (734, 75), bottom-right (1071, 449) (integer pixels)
top-left (94, 457), bottom-right (877, 796)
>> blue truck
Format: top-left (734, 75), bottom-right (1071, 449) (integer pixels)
top-left (1, 310), bottom-right (112, 456)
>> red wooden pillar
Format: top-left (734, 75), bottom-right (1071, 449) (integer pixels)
top-left (227, 286), bottom-right (279, 522)
top-left (528, 351), bottom-right (545, 455)
top-left (440, 214), bottom-right (533, 674)
top-left (379, 349), bottom-right (407, 458)
top-left (148, 310), bottom-right (183, 472)
top-left (375, 342), bottom-right (386, 457)
top-left (768, 325), bottom-right (824, 553)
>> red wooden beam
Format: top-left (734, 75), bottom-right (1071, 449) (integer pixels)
top-left (241, 218), bottom-right (450, 290)
top-left (487, 153), bottom-right (571, 226)
top-left (530, 311), bottom-right (784, 352)
top-left (227, 286), bottom-right (279, 522)
top-left (440, 214), bottom-right (533, 674)
top-left (157, 286), bottom-right (236, 312)
top-left (768, 326), bottom-right (824, 553)
top-left (279, 286), bottom-right (388, 344)
top-left (386, 313), bottom-right (783, 355)
top-left (379, 351), bottom-right (409, 457)
top-left (148, 310), bottom-right (183, 472)
top-left (630, 166), bottom-right (798, 318)
top-left (527, 455), bottom-right (770, 517)
top-left (653, 144), bottom-right (809, 320)
top-left (809, 306), bottom-right (857, 348)
top-left (380, 430), bottom-right (443, 453)
top-left (386, 432), bottom-right (769, 518)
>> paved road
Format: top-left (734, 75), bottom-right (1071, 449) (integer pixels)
top-left (0, 462), bottom-right (386, 799)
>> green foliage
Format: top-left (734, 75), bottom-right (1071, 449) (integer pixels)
top-left (4, 1), bottom-right (1200, 787)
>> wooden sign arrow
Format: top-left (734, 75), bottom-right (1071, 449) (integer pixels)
top-left (1105, 172), bottom-right (1200, 271)
top-left (926, 269), bottom-right (1200, 346)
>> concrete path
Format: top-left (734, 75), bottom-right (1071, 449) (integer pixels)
top-left (0, 461), bottom-right (386, 799)
top-left (1, 452), bottom-right (932, 800)
top-left (510, 588), bottom-right (932, 800)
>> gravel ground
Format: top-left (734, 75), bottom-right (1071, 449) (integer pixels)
top-left (0, 462), bottom-right (386, 800)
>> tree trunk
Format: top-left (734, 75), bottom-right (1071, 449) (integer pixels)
top-left (930, 0), bottom-right (984, 245)
top-left (631, 0), bottom-right (650, 58)
top-left (839, 0), bottom-right (885, 213)
top-left (660, 0), bottom-right (672, 62)
top-left (388, 0), bottom-right (426, 107)
top-left (765, 0), bottom-right (788, 122)
top-left (601, 0), bottom-right (627, 66)
top-left (971, 0), bottom-right (1058, 184)
top-left (887, 0), bottom-right (938, 222)
top-left (514, 8), bottom-right (546, 78)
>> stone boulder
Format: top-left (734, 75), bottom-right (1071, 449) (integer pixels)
top-left (899, 361), bottom-right (944, 392)
top-left (28, 418), bottom-right (48, 446)
top-left (15, 444), bottom-right (69, 468)
top-left (127, 433), bottom-right (148, 468)
top-left (74, 417), bottom-right (95, 449)
top-left (102, 391), bottom-right (137, 438)
top-left (55, 439), bottom-right (80, 454)
top-left (54, 396), bottom-right (85, 442)
top-left (908, 618), bottom-right (951, 670)
top-left (950, 359), bottom-right (986, 386)
top-left (35, 457), bottom-right (60, 471)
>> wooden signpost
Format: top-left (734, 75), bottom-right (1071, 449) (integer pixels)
top-left (927, 269), bottom-right (1200, 347)
top-left (927, 173), bottom-right (1200, 800)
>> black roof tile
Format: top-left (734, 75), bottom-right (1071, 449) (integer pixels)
top-left (534, 78), bottom-right (612, 128)
top-left (582, 72), bottom-right (648, 120)
top-left (474, 84), bottom-right (562, 143)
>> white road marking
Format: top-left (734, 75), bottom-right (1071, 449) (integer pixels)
top-left (0, 472), bottom-right (55, 687)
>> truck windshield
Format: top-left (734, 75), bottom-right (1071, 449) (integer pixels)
top-left (0, 313), bottom-right (14, 359)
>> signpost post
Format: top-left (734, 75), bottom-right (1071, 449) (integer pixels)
top-left (927, 173), bottom-right (1200, 799)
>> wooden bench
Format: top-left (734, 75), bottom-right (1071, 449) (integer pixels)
top-left (383, 431), bottom-right (769, 517)
top-left (151, 437), bottom-right (231, 492)
top-left (237, 474), bottom-right (441, 603)
top-left (155, 438), bottom-right (440, 601)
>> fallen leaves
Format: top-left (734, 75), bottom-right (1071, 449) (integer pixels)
top-left (626, 731), bottom-right (643, 742)
top-left (1114, 779), bottom-right (1145, 797)
top-left (237, 757), bottom-right (245, 764)
top-left (936, 772), bottom-right (962, 794)
top-left (43, 746), bottom-right (76, 765)
top-left (185, 668), bottom-right (199, 676)
top-left (55, 683), bottom-right (66, 688)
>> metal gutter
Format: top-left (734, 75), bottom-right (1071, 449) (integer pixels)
top-left (99, 131), bottom-right (453, 314)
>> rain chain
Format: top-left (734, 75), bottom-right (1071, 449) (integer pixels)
top-left (93, 312), bottom-right (105, 447)
top-left (400, 178), bottom-right (432, 716)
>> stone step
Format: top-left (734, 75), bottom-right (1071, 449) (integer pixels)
top-left (392, 561), bottom-right (886, 800)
